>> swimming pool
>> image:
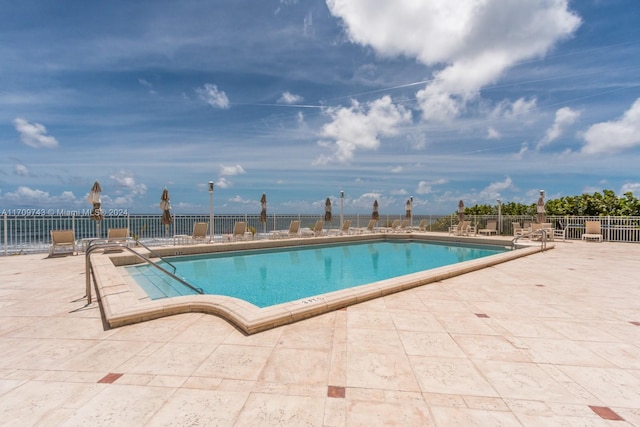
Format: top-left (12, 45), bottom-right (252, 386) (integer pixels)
top-left (95, 234), bottom-right (544, 334)
top-left (127, 240), bottom-right (508, 307)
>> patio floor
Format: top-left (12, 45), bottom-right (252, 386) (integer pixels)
top-left (1, 238), bottom-right (639, 426)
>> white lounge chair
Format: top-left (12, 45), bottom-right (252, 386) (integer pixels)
top-left (478, 220), bottom-right (497, 236)
top-left (356, 219), bottom-right (377, 234)
top-left (329, 219), bottom-right (352, 236)
top-left (107, 228), bottom-right (129, 244)
top-left (49, 230), bottom-right (77, 257)
top-left (274, 220), bottom-right (300, 239)
top-left (232, 221), bottom-right (248, 241)
top-left (397, 219), bottom-right (409, 233)
top-left (387, 219), bottom-right (400, 232)
top-left (582, 221), bottom-right (603, 242)
top-left (414, 219), bottom-right (427, 232)
top-left (174, 222), bottom-right (209, 245)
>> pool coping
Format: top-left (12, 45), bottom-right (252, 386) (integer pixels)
top-left (90, 233), bottom-right (548, 334)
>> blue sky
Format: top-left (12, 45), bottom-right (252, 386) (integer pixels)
top-left (1, 0), bottom-right (639, 215)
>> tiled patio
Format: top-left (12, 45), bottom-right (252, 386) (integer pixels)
top-left (1, 239), bottom-right (639, 426)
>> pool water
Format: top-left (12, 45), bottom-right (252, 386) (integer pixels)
top-left (127, 240), bottom-right (508, 307)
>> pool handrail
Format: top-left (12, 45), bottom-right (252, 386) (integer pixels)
top-left (512, 228), bottom-right (548, 250)
top-left (84, 241), bottom-right (203, 305)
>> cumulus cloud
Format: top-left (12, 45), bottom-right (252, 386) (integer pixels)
top-left (220, 164), bottom-right (246, 176)
top-left (581, 98), bottom-right (640, 154)
top-left (492, 97), bottom-right (538, 120)
top-left (0, 186), bottom-right (77, 206)
top-left (196, 83), bottom-right (230, 109)
top-left (620, 182), bottom-right (640, 196)
top-left (13, 118), bottom-right (59, 148)
top-left (538, 106), bottom-right (580, 149)
top-left (479, 176), bottom-right (514, 200)
top-left (109, 171), bottom-right (148, 206)
top-left (278, 91), bottom-right (304, 104)
top-left (14, 164), bottom-right (30, 177)
top-left (486, 127), bottom-right (501, 140)
top-left (314, 95), bottom-right (412, 164)
top-left (216, 177), bottom-right (232, 189)
top-left (327, 0), bottom-right (580, 122)
top-left (416, 178), bottom-right (447, 195)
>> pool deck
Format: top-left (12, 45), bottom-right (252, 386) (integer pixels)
top-left (1, 236), bottom-right (639, 425)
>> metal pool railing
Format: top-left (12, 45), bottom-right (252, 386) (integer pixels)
top-left (2, 212), bottom-right (639, 255)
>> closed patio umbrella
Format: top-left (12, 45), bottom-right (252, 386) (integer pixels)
top-left (371, 200), bottom-right (379, 222)
top-left (324, 197), bottom-right (332, 223)
top-left (405, 199), bottom-right (412, 219)
top-left (537, 190), bottom-right (546, 223)
top-left (260, 193), bottom-right (267, 235)
top-left (160, 188), bottom-right (172, 238)
top-left (87, 180), bottom-right (103, 238)
top-left (457, 200), bottom-right (465, 222)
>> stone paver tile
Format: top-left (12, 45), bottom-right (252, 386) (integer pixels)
top-left (346, 309), bottom-right (396, 330)
top-left (127, 341), bottom-right (217, 377)
top-left (145, 388), bottom-right (249, 426)
top-left (233, 393), bottom-right (325, 426)
top-left (430, 406), bottom-right (520, 426)
top-left (277, 326), bottom-right (334, 350)
top-left (259, 348), bottom-right (330, 385)
top-left (57, 340), bottom-right (151, 372)
top-left (399, 331), bottom-right (467, 358)
top-left (388, 309), bottom-right (446, 332)
top-left (347, 351), bottom-right (420, 392)
top-left (59, 384), bottom-right (175, 426)
top-left (347, 327), bottom-right (403, 354)
top-left (452, 334), bottom-right (533, 362)
top-left (346, 400), bottom-right (433, 426)
top-left (194, 344), bottom-right (273, 380)
top-left (473, 360), bottom-right (586, 403)
top-left (410, 356), bottom-right (498, 397)
top-left (558, 365), bottom-right (640, 408)
top-left (519, 337), bottom-right (614, 367)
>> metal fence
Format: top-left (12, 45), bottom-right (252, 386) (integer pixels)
top-left (2, 212), bottom-right (639, 256)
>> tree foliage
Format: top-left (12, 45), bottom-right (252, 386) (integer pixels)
top-left (461, 190), bottom-right (640, 217)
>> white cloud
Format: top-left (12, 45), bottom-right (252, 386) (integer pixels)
top-left (538, 106), bottom-right (580, 149)
top-left (0, 186), bottom-right (78, 207)
top-left (416, 178), bottom-right (447, 195)
top-left (216, 177), bottom-right (232, 189)
top-left (14, 164), bottom-right (30, 177)
top-left (315, 95), bottom-right (412, 164)
top-left (13, 117), bottom-right (59, 148)
top-left (220, 164), bottom-right (246, 176)
top-left (390, 166), bottom-right (403, 173)
top-left (278, 91), bottom-right (304, 104)
top-left (109, 171), bottom-right (148, 206)
top-left (327, 0), bottom-right (580, 122)
top-left (581, 98), bottom-right (640, 154)
top-left (479, 176), bottom-right (514, 200)
top-left (620, 182), bottom-right (640, 196)
top-left (486, 127), bottom-right (501, 140)
top-left (196, 83), bottom-right (230, 109)
top-left (492, 97), bottom-right (538, 120)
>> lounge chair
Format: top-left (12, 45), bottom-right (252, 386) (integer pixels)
top-left (459, 220), bottom-right (472, 236)
top-left (329, 219), bottom-right (352, 236)
top-left (174, 222), bottom-right (209, 245)
top-left (274, 220), bottom-right (300, 239)
top-left (582, 221), bottom-right (603, 242)
top-left (107, 228), bottom-right (129, 244)
top-left (232, 221), bottom-right (248, 241)
top-left (478, 220), bottom-right (497, 236)
top-left (356, 219), bottom-right (377, 234)
top-left (388, 219), bottom-right (400, 232)
top-left (414, 219), bottom-right (427, 232)
top-left (449, 221), bottom-right (465, 235)
top-left (49, 230), bottom-right (77, 257)
top-left (512, 222), bottom-right (527, 237)
top-left (301, 220), bottom-right (324, 237)
top-left (397, 219), bottom-right (409, 233)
